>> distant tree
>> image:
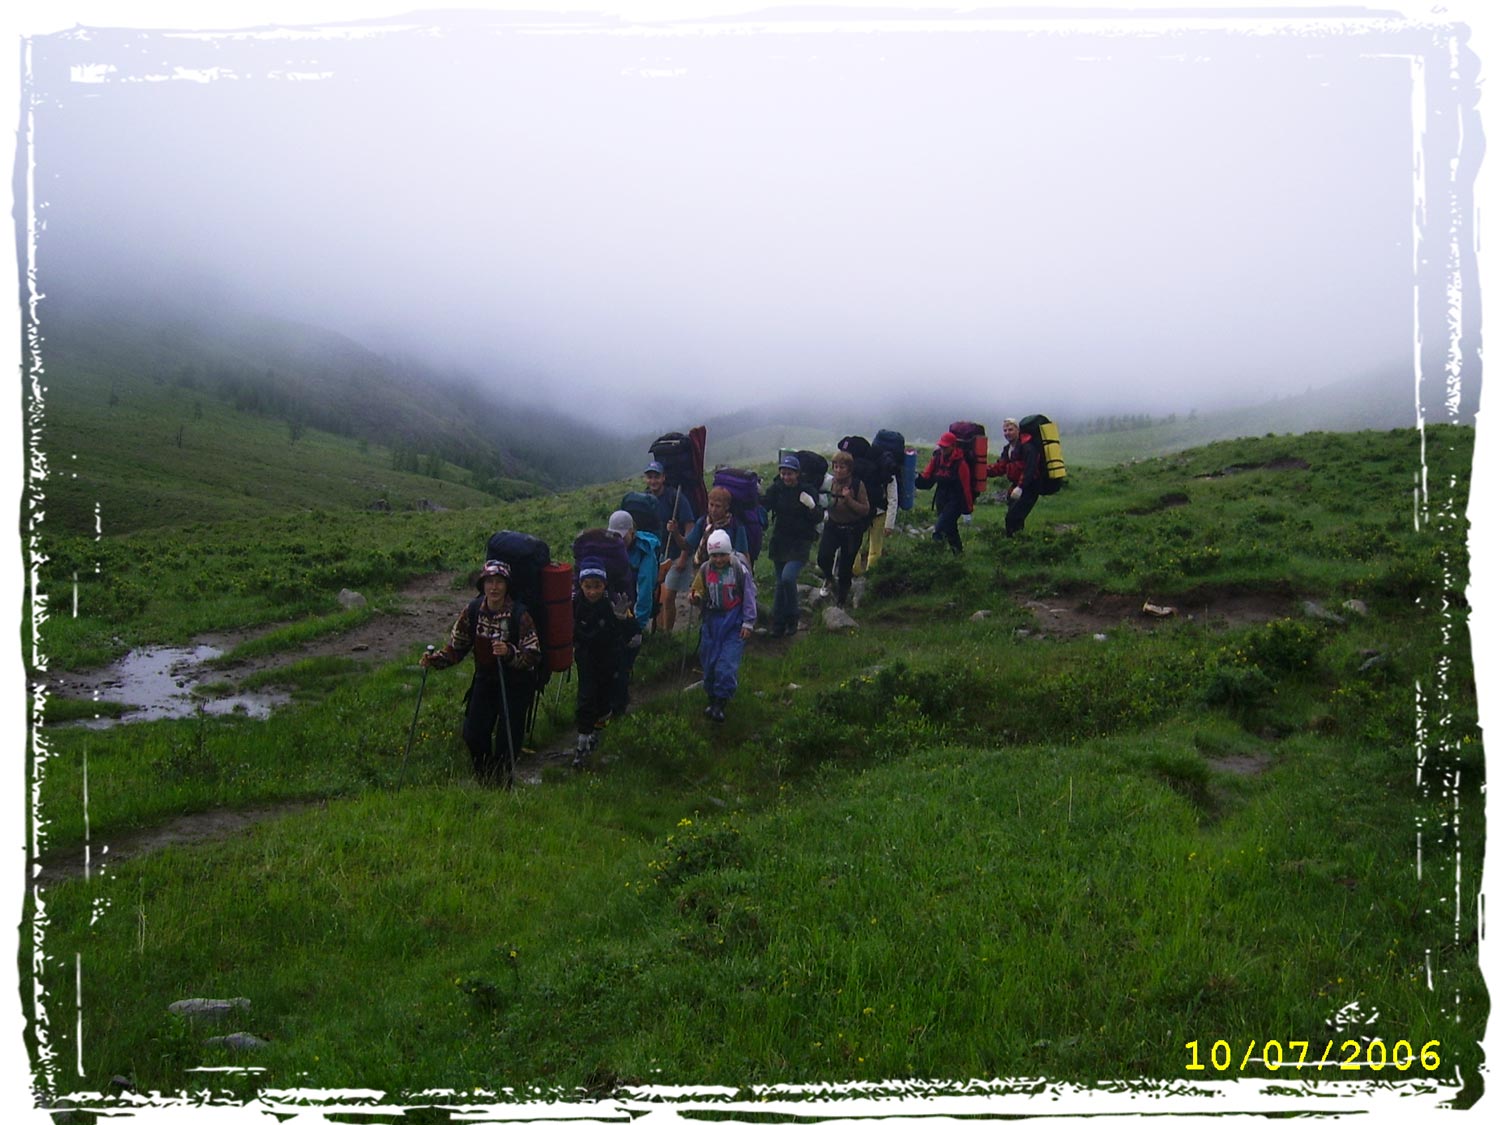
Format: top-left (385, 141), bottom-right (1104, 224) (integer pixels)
top-left (288, 417), bottom-right (305, 443)
top-left (192, 401), bottom-right (203, 421)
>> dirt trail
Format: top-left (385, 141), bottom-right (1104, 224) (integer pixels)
top-left (32, 578), bottom-right (1289, 884)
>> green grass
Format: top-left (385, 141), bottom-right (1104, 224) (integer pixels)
top-left (23, 425), bottom-right (1483, 1111)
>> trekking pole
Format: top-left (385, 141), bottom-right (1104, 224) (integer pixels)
top-left (496, 662), bottom-right (517, 790)
top-left (397, 645), bottom-right (435, 791)
top-left (678, 597), bottom-right (698, 682)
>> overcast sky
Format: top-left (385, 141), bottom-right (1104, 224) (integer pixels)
top-left (12, 1), bottom-right (1482, 429)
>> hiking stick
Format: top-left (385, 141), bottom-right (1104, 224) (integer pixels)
top-left (678, 596), bottom-right (698, 682)
top-left (397, 645), bottom-right (435, 790)
top-left (496, 664), bottom-right (516, 790)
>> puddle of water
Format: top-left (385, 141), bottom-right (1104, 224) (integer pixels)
top-left (57, 645), bottom-right (291, 728)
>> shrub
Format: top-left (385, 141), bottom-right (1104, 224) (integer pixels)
top-left (866, 539), bottom-right (965, 598)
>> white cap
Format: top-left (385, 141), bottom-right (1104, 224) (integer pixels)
top-left (706, 529), bottom-right (733, 555)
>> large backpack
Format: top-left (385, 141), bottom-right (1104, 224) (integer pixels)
top-left (711, 466), bottom-right (765, 563)
top-left (790, 449), bottom-right (829, 495)
top-left (838, 434), bottom-right (887, 519)
top-left (947, 421), bottom-right (990, 494)
top-left (480, 530), bottom-right (561, 734)
top-left (620, 490), bottom-right (663, 538)
top-left (650, 427), bottom-right (710, 526)
top-left (1019, 414), bottom-right (1068, 494)
top-left (871, 429), bottom-right (908, 510)
top-left (572, 528), bottom-right (636, 621)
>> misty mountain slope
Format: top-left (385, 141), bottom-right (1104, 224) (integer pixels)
top-left (34, 294), bottom-right (644, 497)
top-left (31, 349), bottom-right (529, 538)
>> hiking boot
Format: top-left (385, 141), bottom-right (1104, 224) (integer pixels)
top-left (572, 734), bottom-right (592, 769)
top-left (709, 700), bottom-right (727, 723)
top-left (703, 702), bottom-right (717, 720)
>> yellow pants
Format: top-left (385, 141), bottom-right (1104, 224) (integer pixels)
top-left (853, 520), bottom-right (888, 576)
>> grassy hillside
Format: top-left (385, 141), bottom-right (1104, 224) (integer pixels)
top-left (22, 423), bottom-right (1483, 1111)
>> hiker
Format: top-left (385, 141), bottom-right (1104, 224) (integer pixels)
top-left (916, 431), bottom-right (973, 554)
top-left (990, 418), bottom-right (1026, 492)
top-left (760, 453), bottom-right (822, 637)
top-left (608, 508), bottom-right (660, 716)
top-left (816, 450), bottom-right (870, 607)
top-left (684, 486), bottom-right (751, 568)
top-left (689, 529), bottom-right (758, 722)
top-left (999, 418), bottom-right (1043, 537)
top-left (858, 429), bottom-right (906, 574)
top-left (570, 561), bottom-right (635, 768)
top-left (644, 460), bottom-right (695, 633)
top-left (420, 559), bottom-right (541, 787)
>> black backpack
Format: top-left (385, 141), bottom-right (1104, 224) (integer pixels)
top-left (838, 434), bottom-right (887, 519)
top-left (793, 449), bottom-right (829, 493)
top-left (482, 530), bottom-right (553, 732)
top-left (1018, 414), bottom-right (1068, 494)
top-left (872, 429), bottom-right (907, 509)
top-left (620, 490), bottom-right (664, 537)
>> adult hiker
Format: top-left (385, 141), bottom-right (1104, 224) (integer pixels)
top-left (684, 485), bottom-right (751, 568)
top-left (643, 460), bottom-right (695, 634)
top-left (760, 453), bottom-right (822, 638)
top-left (990, 418), bottom-right (1026, 493)
top-left (608, 508), bottom-right (661, 716)
top-left (420, 559), bottom-right (541, 787)
top-left (571, 561), bottom-right (634, 768)
top-left (996, 417), bottom-right (1044, 537)
top-left (816, 450), bottom-right (870, 608)
top-left (916, 431), bottom-right (973, 554)
top-left (689, 529), bottom-right (758, 722)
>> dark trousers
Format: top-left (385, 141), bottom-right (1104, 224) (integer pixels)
top-left (463, 672), bottom-right (533, 785)
top-left (932, 489), bottom-right (965, 553)
top-left (1006, 492), bottom-right (1039, 536)
top-left (609, 639), bottom-right (641, 716)
top-left (771, 558), bottom-right (806, 631)
top-left (817, 522), bottom-right (864, 605)
top-left (574, 647), bottom-right (616, 734)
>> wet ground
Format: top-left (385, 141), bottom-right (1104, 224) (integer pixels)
top-left (30, 572), bottom-right (1289, 882)
top-left (42, 571), bottom-right (466, 727)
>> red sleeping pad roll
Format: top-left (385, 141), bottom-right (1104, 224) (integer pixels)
top-left (540, 562), bottom-right (574, 673)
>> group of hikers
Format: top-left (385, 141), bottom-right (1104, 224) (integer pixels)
top-left (419, 416), bottom-right (1064, 786)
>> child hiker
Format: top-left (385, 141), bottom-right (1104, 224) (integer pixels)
top-left (689, 529), bottom-right (757, 723)
top-left (570, 561), bottom-right (634, 768)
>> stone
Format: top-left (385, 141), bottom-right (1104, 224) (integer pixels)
top-left (337, 589), bottom-right (368, 610)
top-left (204, 1033), bottom-right (269, 1052)
top-left (970, 610), bottom-right (991, 622)
top-left (169, 998), bottom-right (250, 1022)
top-left (822, 606), bottom-right (859, 631)
top-left (1302, 600), bottom-right (1346, 624)
top-left (1342, 599), bottom-right (1370, 616)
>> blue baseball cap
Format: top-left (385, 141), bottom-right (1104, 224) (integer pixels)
top-left (778, 454), bottom-right (801, 471)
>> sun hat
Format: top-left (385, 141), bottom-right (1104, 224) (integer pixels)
top-left (937, 432), bottom-right (957, 448)
top-left (607, 510), bottom-right (635, 537)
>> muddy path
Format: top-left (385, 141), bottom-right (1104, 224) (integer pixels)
top-left (41, 572), bottom-right (469, 722)
top-left (31, 577), bottom-right (1294, 885)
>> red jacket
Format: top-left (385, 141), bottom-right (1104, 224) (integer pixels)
top-left (989, 433), bottom-right (1031, 488)
top-left (920, 446), bottom-right (974, 514)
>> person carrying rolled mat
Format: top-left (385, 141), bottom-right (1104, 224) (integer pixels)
top-left (420, 559), bottom-right (541, 788)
